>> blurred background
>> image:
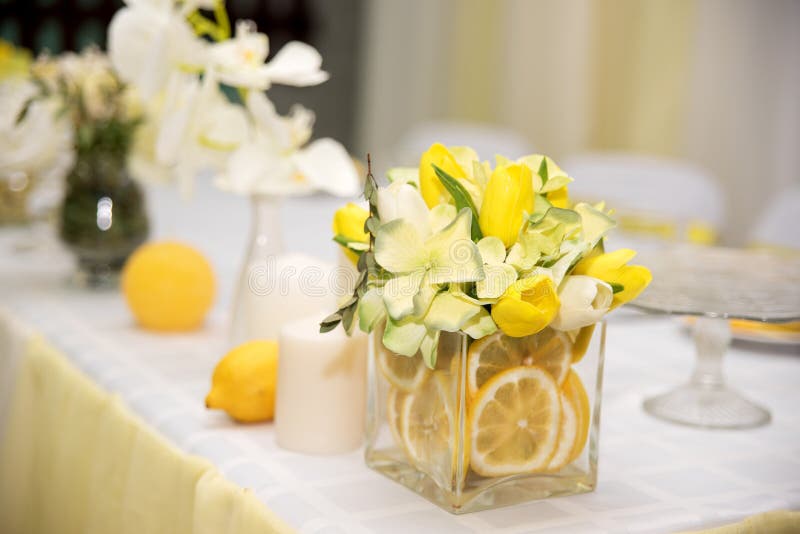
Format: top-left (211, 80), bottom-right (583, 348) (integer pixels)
top-left (2, 0), bottom-right (798, 247)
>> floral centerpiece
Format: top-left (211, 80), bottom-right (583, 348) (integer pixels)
top-left (25, 48), bottom-right (148, 285)
top-left (322, 143), bottom-right (652, 513)
top-left (107, 0), bottom-right (359, 340)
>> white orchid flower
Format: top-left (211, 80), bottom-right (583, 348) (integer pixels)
top-left (0, 79), bottom-right (74, 186)
top-left (108, 0), bottom-right (206, 98)
top-left (209, 20), bottom-right (328, 90)
top-left (550, 275), bottom-right (613, 332)
top-left (144, 70), bottom-right (248, 193)
top-left (215, 91), bottom-right (358, 197)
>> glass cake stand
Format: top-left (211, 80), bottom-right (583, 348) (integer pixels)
top-left (630, 245), bottom-right (800, 429)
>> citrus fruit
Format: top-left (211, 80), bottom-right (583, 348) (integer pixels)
top-left (376, 342), bottom-right (430, 393)
top-left (205, 340), bottom-right (279, 423)
top-left (386, 386), bottom-right (409, 448)
top-left (467, 329), bottom-right (571, 398)
top-left (571, 324), bottom-right (596, 363)
top-left (470, 366), bottom-right (561, 477)
top-left (122, 241), bottom-right (215, 331)
top-left (545, 390), bottom-right (579, 471)
top-left (562, 370), bottom-right (591, 462)
top-left (401, 372), bottom-right (469, 486)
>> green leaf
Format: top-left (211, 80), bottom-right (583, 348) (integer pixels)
top-left (333, 234), bottom-right (369, 252)
top-left (537, 157), bottom-right (549, 185)
top-left (319, 312), bottom-right (342, 333)
top-left (365, 216), bottom-right (380, 236)
top-left (609, 282), bottom-right (625, 294)
top-left (432, 164), bottom-right (483, 242)
top-left (341, 301), bottom-right (357, 334)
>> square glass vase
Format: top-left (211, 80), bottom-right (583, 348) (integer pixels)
top-left (365, 321), bottom-right (606, 514)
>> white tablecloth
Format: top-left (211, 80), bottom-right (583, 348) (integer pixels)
top-left (1, 186), bottom-right (799, 533)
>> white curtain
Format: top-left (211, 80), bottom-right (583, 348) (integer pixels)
top-left (356, 0), bottom-right (800, 244)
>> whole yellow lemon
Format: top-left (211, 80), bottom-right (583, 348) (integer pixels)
top-left (206, 340), bottom-right (279, 423)
top-left (121, 241), bottom-right (215, 332)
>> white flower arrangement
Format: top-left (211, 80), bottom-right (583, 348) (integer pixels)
top-left (108, 0), bottom-right (359, 197)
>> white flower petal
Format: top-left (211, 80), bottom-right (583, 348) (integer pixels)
top-left (476, 263), bottom-right (518, 299)
top-left (262, 41), bottom-right (329, 86)
top-left (383, 317), bottom-right (426, 357)
top-left (374, 219), bottom-right (428, 273)
top-left (550, 275), bottom-right (612, 331)
top-left (477, 236), bottom-right (507, 266)
top-left (292, 138), bottom-right (359, 197)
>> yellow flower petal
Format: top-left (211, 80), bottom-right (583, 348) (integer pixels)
top-left (478, 163), bottom-right (534, 248)
top-left (572, 249), bottom-right (652, 309)
top-left (546, 186), bottom-right (569, 209)
top-left (332, 202), bottom-right (369, 263)
top-left (491, 275), bottom-right (559, 337)
top-left (573, 248), bottom-right (638, 275)
top-left (418, 143), bottom-right (467, 208)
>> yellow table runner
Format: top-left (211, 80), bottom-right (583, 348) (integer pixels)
top-left (0, 336), bottom-right (293, 534)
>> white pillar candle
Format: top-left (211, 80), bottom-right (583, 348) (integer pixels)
top-left (239, 253), bottom-right (338, 341)
top-left (275, 314), bottom-right (367, 454)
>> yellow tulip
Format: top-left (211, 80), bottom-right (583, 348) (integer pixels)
top-left (479, 163), bottom-right (534, 248)
top-left (332, 202), bottom-right (369, 264)
top-left (547, 186), bottom-right (570, 209)
top-left (572, 249), bottom-right (652, 309)
top-left (491, 275), bottom-right (560, 337)
top-left (419, 143), bottom-right (468, 208)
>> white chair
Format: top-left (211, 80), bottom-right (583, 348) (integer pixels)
top-left (749, 184), bottom-right (800, 250)
top-left (393, 120), bottom-right (533, 166)
top-left (561, 152), bottom-right (725, 249)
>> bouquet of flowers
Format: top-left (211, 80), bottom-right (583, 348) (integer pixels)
top-left (108, 0), bottom-right (358, 196)
top-left (322, 143), bottom-right (654, 512)
top-left (29, 48), bottom-right (142, 161)
top-left (323, 143), bottom-right (652, 366)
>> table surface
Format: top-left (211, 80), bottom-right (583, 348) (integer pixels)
top-left (2, 185), bottom-right (799, 534)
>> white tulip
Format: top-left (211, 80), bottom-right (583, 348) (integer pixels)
top-left (376, 181), bottom-right (431, 239)
top-left (208, 20), bottom-right (328, 90)
top-left (550, 275), bottom-right (613, 331)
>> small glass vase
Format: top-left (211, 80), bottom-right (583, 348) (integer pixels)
top-left (365, 321), bottom-right (606, 514)
top-left (230, 194), bottom-right (285, 345)
top-left (58, 151), bottom-right (148, 287)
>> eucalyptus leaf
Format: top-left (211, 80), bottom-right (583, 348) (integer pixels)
top-left (365, 216), bottom-right (381, 236)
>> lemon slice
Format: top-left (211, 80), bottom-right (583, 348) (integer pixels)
top-left (376, 341), bottom-right (430, 393)
top-left (401, 372), bottom-right (469, 486)
top-left (571, 324), bottom-right (596, 363)
top-left (386, 386), bottom-right (409, 448)
top-left (467, 329), bottom-right (572, 398)
top-left (563, 370), bottom-right (591, 462)
top-left (470, 366), bottom-right (561, 477)
top-left (545, 391), bottom-right (578, 471)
